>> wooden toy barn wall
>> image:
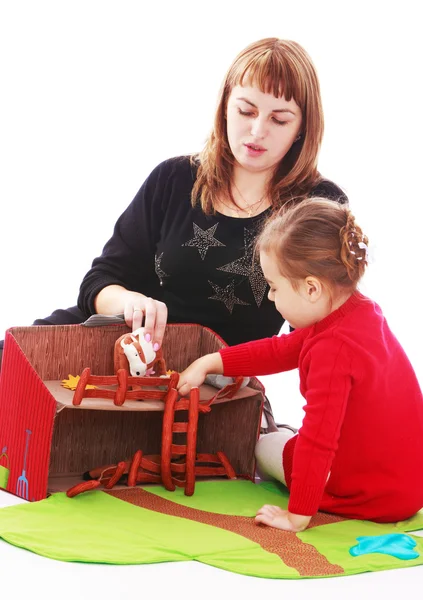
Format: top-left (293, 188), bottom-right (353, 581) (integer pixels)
top-left (0, 324), bottom-right (264, 501)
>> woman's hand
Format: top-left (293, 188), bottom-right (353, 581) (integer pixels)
top-left (255, 505), bottom-right (311, 532)
top-left (177, 353), bottom-right (224, 397)
top-left (122, 292), bottom-right (168, 349)
top-left (95, 285), bottom-right (168, 349)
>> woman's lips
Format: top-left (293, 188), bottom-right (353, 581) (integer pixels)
top-left (244, 143), bottom-right (266, 157)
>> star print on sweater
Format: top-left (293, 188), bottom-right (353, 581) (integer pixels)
top-left (182, 223), bottom-right (225, 260)
top-left (208, 280), bottom-right (249, 313)
top-left (217, 228), bottom-right (267, 307)
top-left (154, 253), bottom-right (168, 285)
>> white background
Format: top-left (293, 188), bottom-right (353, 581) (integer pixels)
top-left (0, 1), bottom-right (422, 596)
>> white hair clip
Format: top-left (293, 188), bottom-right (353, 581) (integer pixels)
top-left (357, 241), bottom-right (369, 262)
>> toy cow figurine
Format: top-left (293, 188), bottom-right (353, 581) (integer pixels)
top-left (114, 327), bottom-right (167, 378)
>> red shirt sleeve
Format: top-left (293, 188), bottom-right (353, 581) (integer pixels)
top-left (288, 337), bottom-right (353, 516)
top-left (219, 327), bottom-right (311, 377)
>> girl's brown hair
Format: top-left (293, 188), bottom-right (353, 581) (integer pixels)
top-left (191, 38), bottom-right (324, 214)
top-left (257, 198), bottom-right (369, 291)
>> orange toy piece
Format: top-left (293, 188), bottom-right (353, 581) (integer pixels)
top-left (72, 369), bottom-right (179, 407)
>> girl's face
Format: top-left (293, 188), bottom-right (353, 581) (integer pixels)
top-left (260, 251), bottom-right (327, 329)
top-left (226, 85), bottom-right (302, 176)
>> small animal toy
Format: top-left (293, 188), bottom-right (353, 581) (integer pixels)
top-left (114, 327), bottom-right (167, 378)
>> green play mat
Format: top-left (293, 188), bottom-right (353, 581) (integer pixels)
top-left (0, 480), bottom-right (422, 579)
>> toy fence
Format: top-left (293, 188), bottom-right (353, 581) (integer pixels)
top-left (0, 323), bottom-right (264, 501)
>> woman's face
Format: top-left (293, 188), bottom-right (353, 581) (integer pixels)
top-left (226, 85), bottom-right (302, 175)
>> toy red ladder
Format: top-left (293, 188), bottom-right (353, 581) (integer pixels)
top-left (160, 387), bottom-right (236, 496)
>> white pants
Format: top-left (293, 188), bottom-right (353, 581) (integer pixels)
top-left (255, 429), bottom-right (296, 486)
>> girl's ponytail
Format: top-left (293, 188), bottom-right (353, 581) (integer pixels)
top-left (339, 211), bottom-right (369, 283)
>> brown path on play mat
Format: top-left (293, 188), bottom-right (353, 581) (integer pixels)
top-left (107, 488), bottom-right (345, 577)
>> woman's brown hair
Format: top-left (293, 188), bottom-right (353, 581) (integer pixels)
top-left (191, 38), bottom-right (324, 214)
top-left (257, 198), bottom-right (369, 291)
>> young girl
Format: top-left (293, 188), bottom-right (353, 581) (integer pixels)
top-left (177, 198), bottom-right (423, 532)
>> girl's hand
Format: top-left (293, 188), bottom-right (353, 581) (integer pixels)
top-left (177, 353), bottom-right (224, 397)
top-left (255, 505), bottom-right (311, 532)
top-left (122, 292), bottom-right (168, 349)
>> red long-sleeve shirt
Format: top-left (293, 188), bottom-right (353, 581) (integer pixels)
top-left (220, 293), bottom-right (423, 522)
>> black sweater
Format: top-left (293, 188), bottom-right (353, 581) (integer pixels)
top-left (78, 156), bottom-right (347, 346)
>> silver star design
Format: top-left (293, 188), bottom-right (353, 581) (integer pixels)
top-left (208, 280), bottom-right (249, 313)
top-left (217, 228), bottom-right (268, 307)
top-left (155, 253), bottom-right (169, 286)
top-left (182, 223), bottom-right (225, 260)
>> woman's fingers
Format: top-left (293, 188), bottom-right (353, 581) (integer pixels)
top-left (123, 302), bottom-right (144, 330)
top-left (154, 301), bottom-right (168, 347)
top-left (122, 293), bottom-right (168, 348)
top-left (131, 306), bottom-right (144, 331)
top-left (124, 301), bottom-right (139, 329)
top-left (143, 297), bottom-right (168, 348)
top-left (123, 292), bottom-right (145, 329)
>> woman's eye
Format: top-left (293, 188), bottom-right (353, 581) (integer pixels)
top-left (238, 108), bottom-right (287, 126)
top-left (272, 117), bottom-right (287, 126)
top-left (238, 108), bottom-right (254, 117)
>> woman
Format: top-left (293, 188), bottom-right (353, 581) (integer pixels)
top-left (34, 38), bottom-right (347, 430)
